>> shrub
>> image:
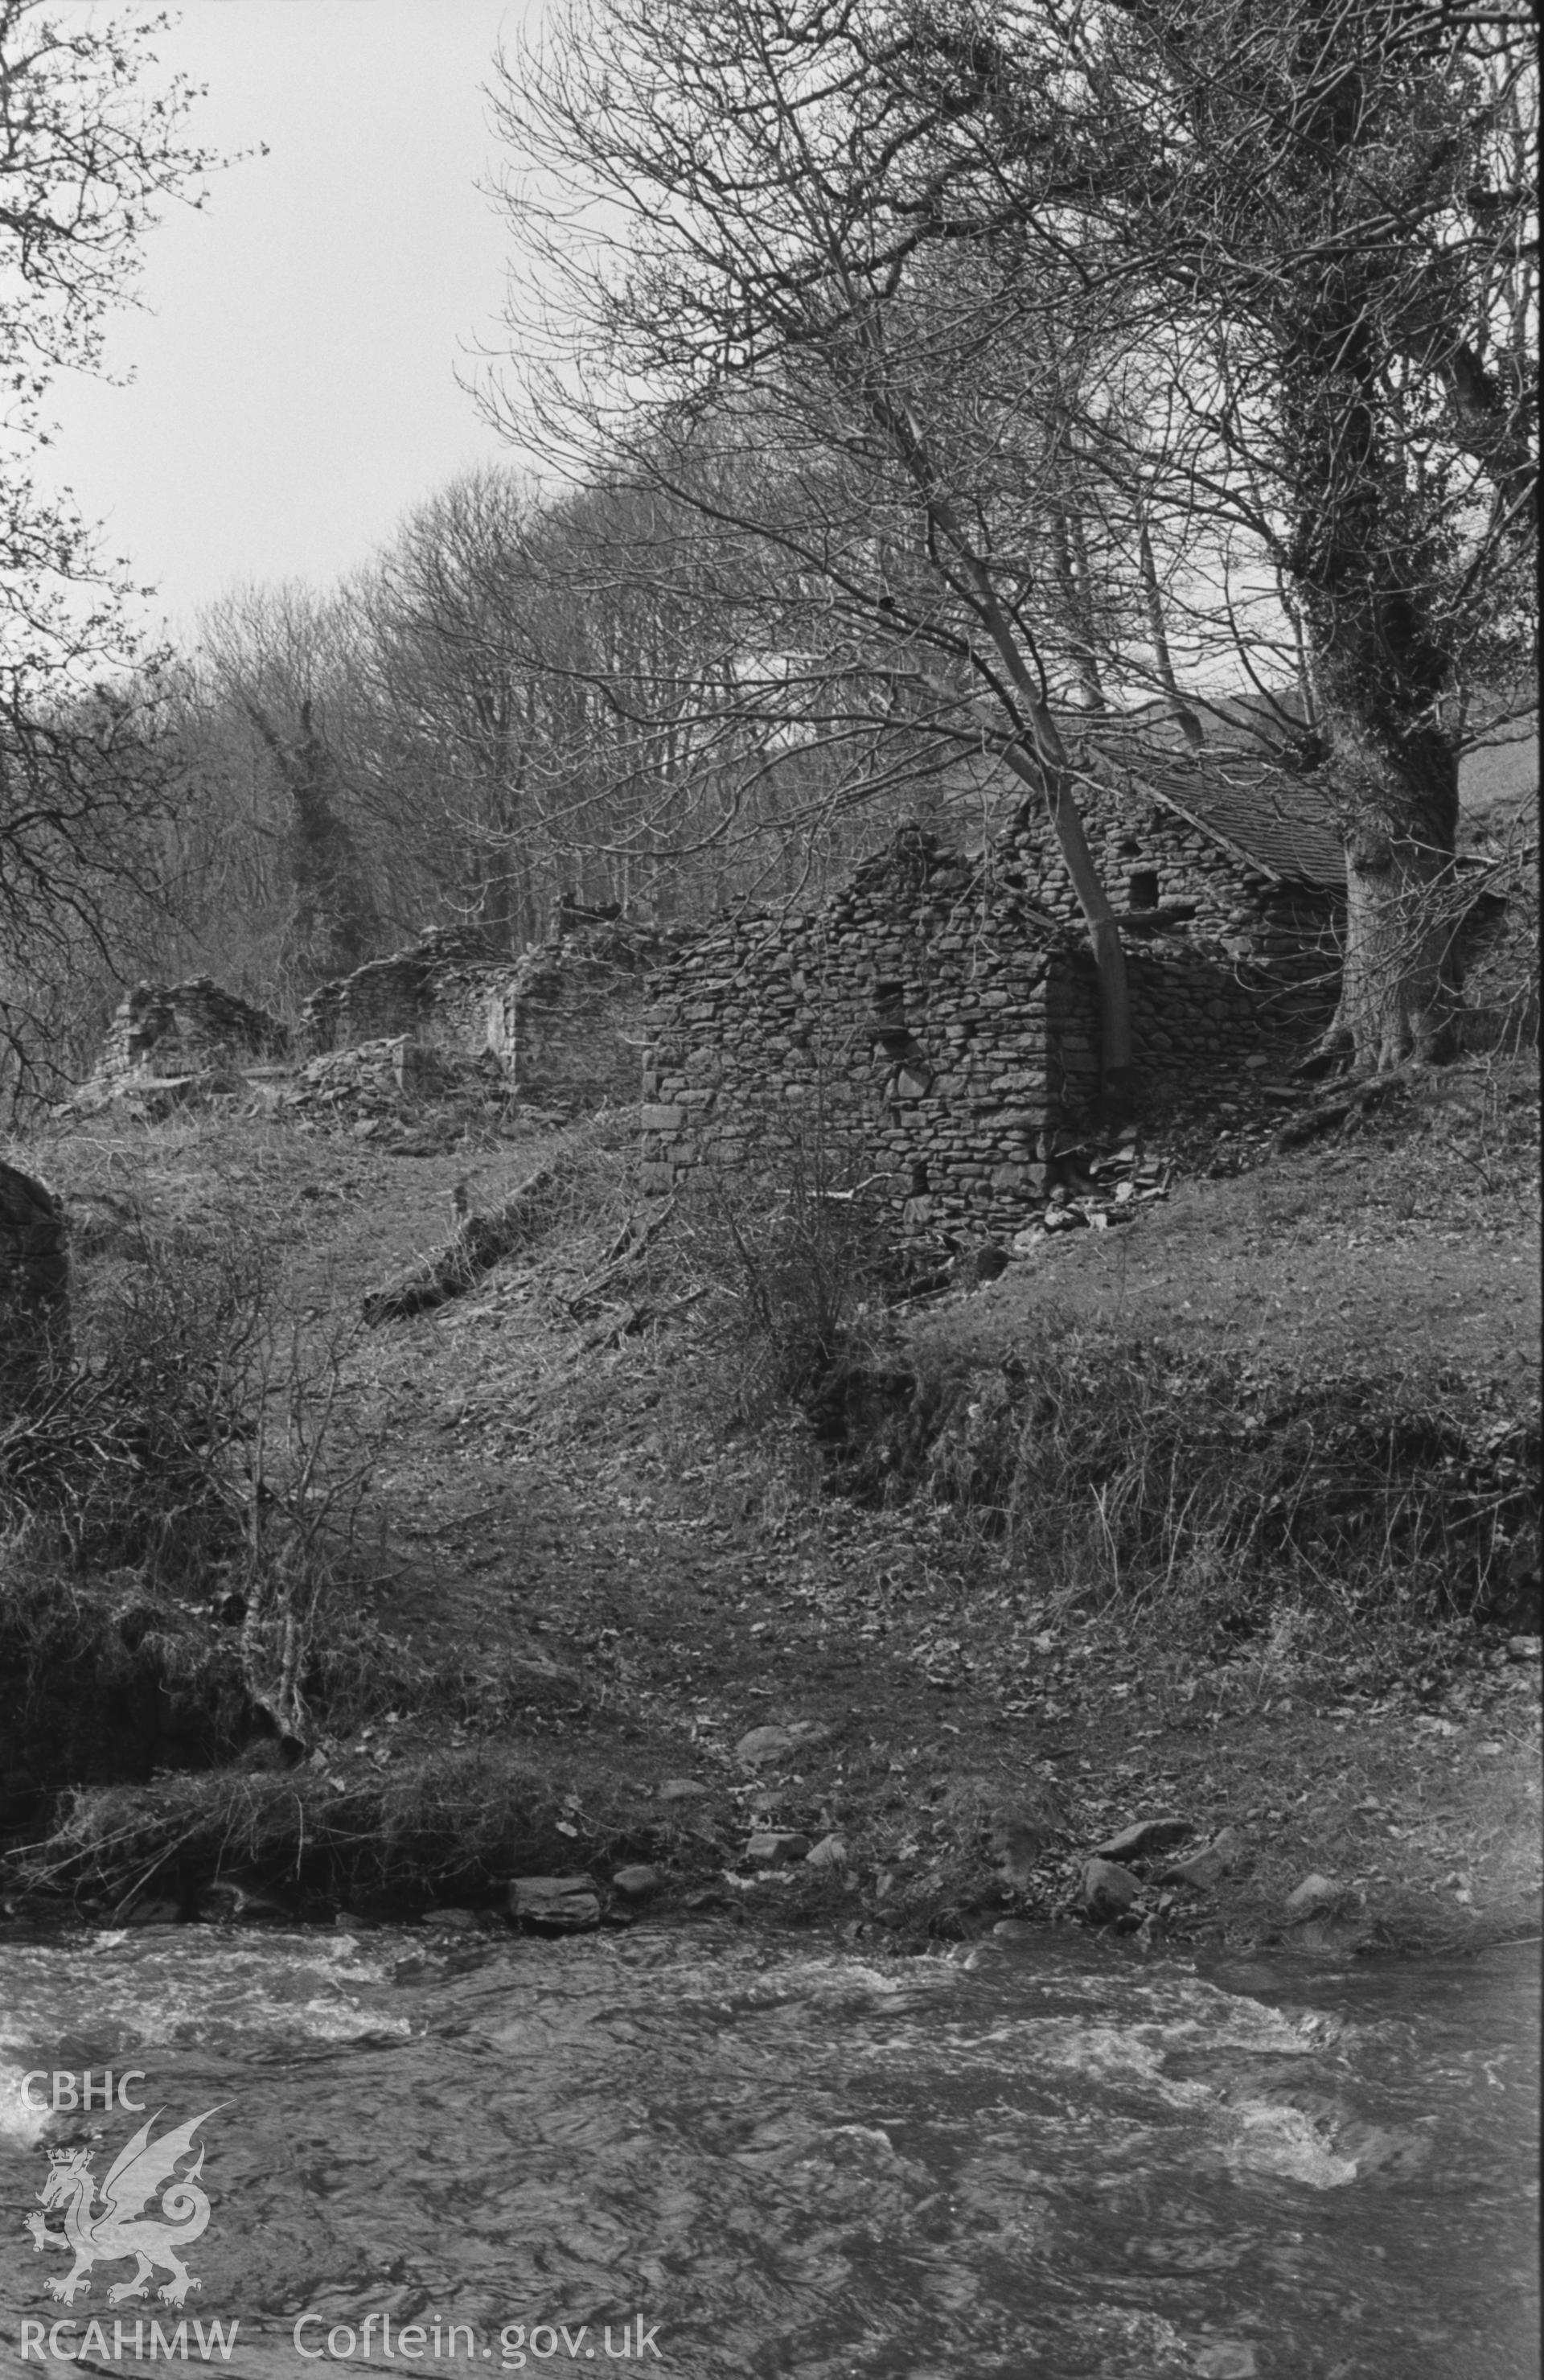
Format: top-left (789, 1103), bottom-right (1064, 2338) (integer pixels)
top-left (0, 1534), bottom-right (251, 1826)
top-left (1, 1196), bottom-right (378, 1771)
top-left (679, 1097), bottom-right (896, 1412)
top-left (2, 1215), bottom-right (266, 1577)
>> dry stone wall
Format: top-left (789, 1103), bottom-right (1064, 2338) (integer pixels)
top-left (99, 977), bottom-right (288, 1082)
top-left (302, 915), bottom-right (692, 1110)
top-left (300, 927), bottom-right (499, 1054)
top-left (0, 1159), bottom-right (70, 1405)
top-left (643, 827), bottom-right (1272, 1235)
top-left (1453, 865), bottom-right (1540, 1053)
top-left (73, 978), bottom-right (289, 1114)
top-left (487, 919), bottom-right (695, 1105)
top-left (1005, 771), bottom-right (1338, 990)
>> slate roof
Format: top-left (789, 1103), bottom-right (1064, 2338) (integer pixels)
top-left (954, 699), bottom-right (1538, 890)
top-left (1101, 706), bottom-right (1538, 890)
top-left (1135, 752), bottom-right (1346, 888)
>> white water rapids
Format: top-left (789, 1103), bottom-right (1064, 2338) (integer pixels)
top-left (1, 1924), bottom-right (1536, 2378)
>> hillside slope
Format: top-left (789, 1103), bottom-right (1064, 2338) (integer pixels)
top-left (2, 1053), bottom-right (1537, 1954)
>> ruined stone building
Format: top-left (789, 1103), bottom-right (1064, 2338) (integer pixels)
top-left (300, 911), bottom-right (692, 1107)
top-left (68, 707), bottom-right (1532, 1195)
top-left (640, 820), bottom-right (1292, 1237)
top-left (1006, 730), bottom-right (1345, 976)
top-left (74, 978), bottom-right (289, 1112)
top-left (640, 714), bottom-right (1536, 1234)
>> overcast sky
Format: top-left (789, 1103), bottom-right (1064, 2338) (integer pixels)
top-left (45, 1), bottom-right (533, 640)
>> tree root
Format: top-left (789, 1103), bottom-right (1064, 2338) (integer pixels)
top-left (1272, 1066), bottom-right (1418, 1150)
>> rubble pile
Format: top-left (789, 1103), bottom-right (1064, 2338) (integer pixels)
top-left (1007, 1129), bottom-right (1172, 1255)
top-left (283, 1038), bottom-right (515, 1149)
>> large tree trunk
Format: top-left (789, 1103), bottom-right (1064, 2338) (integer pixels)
top-left (245, 700), bottom-right (380, 977)
top-left (1333, 817), bottom-right (1460, 1071)
top-left (1286, 334), bottom-right (1464, 1075)
top-left (1309, 683), bottom-right (1462, 1073)
top-left (1000, 734), bottom-right (1135, 1113)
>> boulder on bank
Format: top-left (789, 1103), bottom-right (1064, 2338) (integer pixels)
top-left (745, 1830), bottom-right (810, 1867)
top-left (1094, 1815), bottom-right (1192, 1863)
top-left (1081, 1858), bottom-right (1143, 1924)
top-left (1159, 1827), bottom-right (1244, 1891)
top-left (1283, 1871), bottom-right (1342, 1918)
top-left (510, 1875), bottom-right (602, 1930)
top-left (610, 1864), bottom-right (660, 1899)
top-left (733, 1720), bottom-right (828, 1769)
top-left (0, 1158), bottom-right (70, 1404)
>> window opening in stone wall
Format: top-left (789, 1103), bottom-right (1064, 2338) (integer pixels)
top-left (1129, 869), bottom-right (1160, 911)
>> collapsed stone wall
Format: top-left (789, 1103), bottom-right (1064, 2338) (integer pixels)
top-left (299, 927), bottom-right (499, 1054)
top-left (302, 915), bottom-right (693, 1109)
top-left (284, 1038), bottom-right (513, 1149)
top-left (487, 918), bottom-right (694, 1104)
top-left (77, 978), bottom-right (288, 1111)
top-left (642, 828), bottom-right (1270, 1235)
top-left (1453, 865), bottom-right (1540, 1052)
top-left (0, 1160), bottom-right (70, 1406)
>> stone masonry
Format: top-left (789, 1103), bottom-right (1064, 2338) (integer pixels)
top-left (302, 915), bottom-right (694, 1108)
top-left (641, 827), bottom-right (1274, 1236)
top-left (299, 927), bottom-right (500, 1055)
top-left (82, 978), bottom-right (289, 1101)
top-left (485, 918), bottom-right (695, 1104)
top-left (0, 1159), bottom-right (70, 1405)
top-left (1000, 746), bottom-right (1343, 993)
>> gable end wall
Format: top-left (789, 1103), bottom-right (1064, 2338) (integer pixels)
top-left (643, 829), bottom-right (1275, 1235)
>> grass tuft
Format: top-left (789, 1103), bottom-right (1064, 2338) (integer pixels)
top-left (821, 1324), bottom-right (1538, 1644)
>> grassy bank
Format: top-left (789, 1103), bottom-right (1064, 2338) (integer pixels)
top-left (2, 1055), bottom-right (1538, 1953)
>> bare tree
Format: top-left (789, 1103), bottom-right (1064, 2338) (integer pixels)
top-left (486, 0), bottom-right (1536, 1080)
top-left (196, 584), bottom-right (391, 980)
top-left (363, 460), bottom-right (894, 931)
top-left (355, 472), bottom-right (549, 948)
top-left (891, 0), bottom-right (1538, 1067)
top-left (483, 0), bottom-right (1137, 1108)
top-left (0, 2), bottom-right (219, 1104)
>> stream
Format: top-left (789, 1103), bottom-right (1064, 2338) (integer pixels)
top-left (1, 1923), bottom-right (1536, 2378)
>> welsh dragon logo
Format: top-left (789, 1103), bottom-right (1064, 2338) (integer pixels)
top-left (26, 2108), bottom-right (220, 2308)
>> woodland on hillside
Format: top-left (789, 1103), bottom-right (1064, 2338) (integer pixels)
top-left (0, 0), bottom-right (1536, 1111)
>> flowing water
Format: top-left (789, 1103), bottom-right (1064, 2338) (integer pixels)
top-left (1, 1922), bottom-right (1536, 2379)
